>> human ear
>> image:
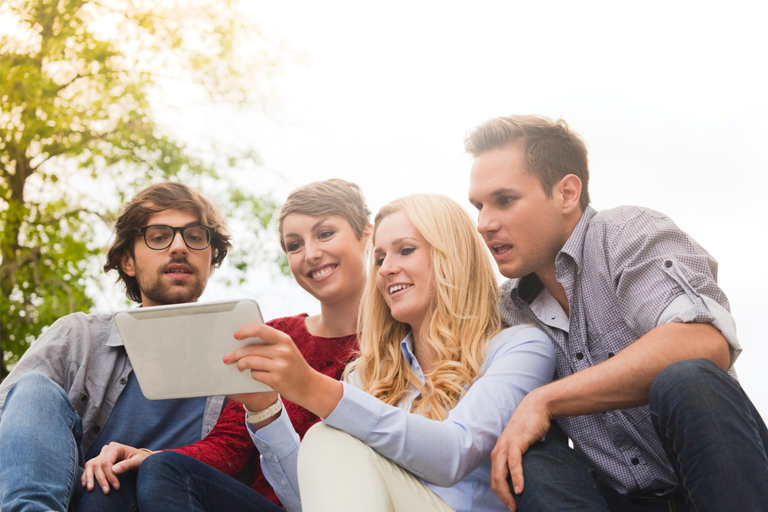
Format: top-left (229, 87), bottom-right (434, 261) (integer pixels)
top-left (558, 174), bottom-right (583, 214)
top-left (121, 251), bottom-right (137, 277)
top-left (361, 223), bottom-right (373, 246)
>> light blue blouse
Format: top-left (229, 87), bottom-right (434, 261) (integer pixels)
top-left (249, 325), bottom-right (556, 512)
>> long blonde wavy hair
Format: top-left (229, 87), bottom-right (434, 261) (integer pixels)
top-left (345, 194), bottom-right (501, 420)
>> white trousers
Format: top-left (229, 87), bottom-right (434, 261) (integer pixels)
top-left (297, 423), bottom-right (456, 512)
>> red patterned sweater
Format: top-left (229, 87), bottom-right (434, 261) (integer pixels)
top-left (170, 314), bottom-right (358, 507)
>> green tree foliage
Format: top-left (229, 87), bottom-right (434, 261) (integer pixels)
top-left (0, 0), bottom-right (287, 381)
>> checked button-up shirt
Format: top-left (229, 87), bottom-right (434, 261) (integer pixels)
top-left (500, 205), bottom-right (740, 497)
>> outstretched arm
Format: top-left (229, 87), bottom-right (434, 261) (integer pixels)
top-left (227, 325), bottom-right (555, 488)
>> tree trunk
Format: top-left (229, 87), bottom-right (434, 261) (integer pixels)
top-left (0, 356), bottom-right (8, 383)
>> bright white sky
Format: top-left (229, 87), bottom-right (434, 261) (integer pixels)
top-left (142, 1), bottom-right (768, 414)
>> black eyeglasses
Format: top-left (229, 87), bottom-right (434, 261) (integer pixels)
top-left (134, 225), bottom-right (212, 251)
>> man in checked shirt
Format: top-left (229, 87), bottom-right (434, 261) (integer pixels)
top-left (466, 115), bottom-right (767, 512)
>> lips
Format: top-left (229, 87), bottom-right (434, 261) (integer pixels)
top-left (388, 283), bottom-right (413, 295)
top-left (309, 264), bottom-right (337, 280)
top-left (490, 244), bottom-right (512, 255)
top-left (164, 264), bottom-right (192, 274)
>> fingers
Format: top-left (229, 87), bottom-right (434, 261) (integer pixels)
top-left (93, 459), bottom-right (119, 494)
top-left (508, 444), bottom-right (525, 497)
top-left (80, 462), bottom-right (95, 491)
top-left (225, 341), bottom-right (295, 378)
top-left (490, 444), bottom-right (518, 511)
top-left (80, 442), bottom-right (141, 493)
top-left (114, 450), bottom-right (152, 474)
top-left (233, 323), bottom-right (285, 344)
top-left (224, 332), bottom-right (290, 367)
top-left (81, 445), bottom-right (121, 494)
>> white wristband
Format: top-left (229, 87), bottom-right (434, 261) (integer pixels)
top-left (245, 396), bottom-right (282, 424)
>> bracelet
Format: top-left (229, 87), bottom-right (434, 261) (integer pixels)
top-left (138, 448), bottom-right (154, 455)
top-left (245, 395), bottom-right (282, 424)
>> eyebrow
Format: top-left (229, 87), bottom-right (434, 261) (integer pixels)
top-left (148, 221), bottom-right (200, 227)
top-left (491, 187), bottom-right (517, 196)
top-left (311, 218), bottom-right (331, 231)
top-left (374, 236), bottom-right (419, 252)
top-left (469, 187), bottom-right (518, 205)
top-left (283, 217), bottom-right (332, 239)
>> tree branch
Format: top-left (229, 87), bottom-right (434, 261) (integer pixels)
top-left (29, 245), bottom-right (76, 314)
top-left (54, 73), bottom-right (88, 94)
top-left (31, 130), bottom-right (115, 172)
top-left (0, 247), bottom-right (40, 281)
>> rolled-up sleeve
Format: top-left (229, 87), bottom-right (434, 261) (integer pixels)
top-left (658, 293), bottom-right (741, 369)
top-left (324, 326), bottom-right (555, 487)
top-left (602, 210), bottom-right (739, 365)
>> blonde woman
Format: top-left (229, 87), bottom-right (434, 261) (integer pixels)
top-left (224, 194), bottom-right (555, 512)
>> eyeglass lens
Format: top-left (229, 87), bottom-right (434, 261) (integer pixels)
top-left (144, 225), bottom-right (210, 250)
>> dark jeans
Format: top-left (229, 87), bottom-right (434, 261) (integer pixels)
top-left (74, 472), bottom-right (139, 512)
top-left (514, 359), bottom-right (768, 512)
top-left (136, 451), bottom-right (283, 512)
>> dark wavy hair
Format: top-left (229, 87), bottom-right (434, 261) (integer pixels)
top-left (103, 182), bottom-right (232, 303)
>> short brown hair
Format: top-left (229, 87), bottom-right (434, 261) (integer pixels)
top-left (278, 179), bottom-right (370, 251)
top-left (464, 115), bottom-right (590, 210)
top-left (103, 182), bottom-right (232, 303)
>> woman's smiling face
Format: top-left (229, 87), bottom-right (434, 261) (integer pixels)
top-left (373, 210), bottom-right (434, 336)
top-left (282, 213), bottom-right (368, 305)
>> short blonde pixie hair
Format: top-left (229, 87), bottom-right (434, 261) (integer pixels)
top-left (278, 179), bottom-right (371, 252)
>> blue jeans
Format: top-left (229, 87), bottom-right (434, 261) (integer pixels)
top-left (514, 359), bottom-right (768, 511)
top-left (0, 373), bottom-right (138, 512)
top-left (136, 451), bottom-right (282, 512)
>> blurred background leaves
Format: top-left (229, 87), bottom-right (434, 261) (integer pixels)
top-left (0, 0), bottom-right (290, 380)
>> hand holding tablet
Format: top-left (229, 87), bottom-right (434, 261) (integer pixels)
top-left (115, 299), bottom-right (273, 399)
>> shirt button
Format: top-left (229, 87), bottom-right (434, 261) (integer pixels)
top-left (280, 479), bottom-right (287, 486)
top-left (576, 352), bottom-right (584, 360)
top-left (265, 451), bottom-right (273, 458)
top-left (665, 260), bottom-right (673, 268)
top-left (631, 457), bottom-right (640, 465)
top-left (119, 378), bottom-right (127, 385)
top-left (93, 426), bottom-right (101, 434)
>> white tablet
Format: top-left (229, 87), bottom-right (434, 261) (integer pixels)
top-left (114, 299), bottom-right (272, 400)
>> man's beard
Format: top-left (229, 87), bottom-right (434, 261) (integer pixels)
top-left (135, 258), bottom-right (207, 306)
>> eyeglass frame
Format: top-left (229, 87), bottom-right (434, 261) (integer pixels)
top-left (133, 224), bottom-right (213, 251)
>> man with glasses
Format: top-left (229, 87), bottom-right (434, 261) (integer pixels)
top-left (0, 182), bottom-right (232, 512)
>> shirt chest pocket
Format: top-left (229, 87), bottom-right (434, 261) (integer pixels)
top-left (588, 320), bottom-right (634, 363)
